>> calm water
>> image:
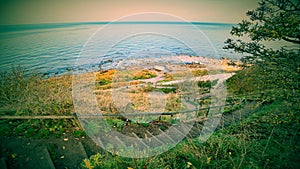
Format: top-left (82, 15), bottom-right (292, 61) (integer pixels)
top-left (0, 22), bottom-right (239, 76)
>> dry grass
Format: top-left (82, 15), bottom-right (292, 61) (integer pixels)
top-left (191, 69), bottom-right (208, 77)
top-left (94, 84), bottom-right (182, 115)
top-left (0, 66), bottom-right (213, 117)
top-left (0, 67), bottom-right (73, 115)
top-left (162, 68), bottom-right (207, 82)
top-left (133, 69), bottom-right (157, 80)
top-left (95, 69), bottom-right (116, 86)
top-left (94, 69), bottom-right (151, 90)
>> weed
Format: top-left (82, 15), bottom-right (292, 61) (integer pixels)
top-left (158, 87), bottom-right (177, 93)
top-left (140, 122), bottom-right (150, 127)
top-left (159, 125), bottom-right (168, 131)
top-left (73, 130), bottom-right (87, 138)
top-left (106, 118), bottom-right (125, 131)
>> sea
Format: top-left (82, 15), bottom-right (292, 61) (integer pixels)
top-left (0, 22), bottom-right (240, 77)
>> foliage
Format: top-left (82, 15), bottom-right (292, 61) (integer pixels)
top-left (95, 69), bottom-right (116, 86)
top-left (158, 87), bottom-right (177, 94)
top-left (82, 153), bottom-right (148, 169)
top-left (0, 119), bottom-right (76, 138)
top-left (224, 0), bottom-right (300, 100)
top-left (224, 0), bottom-right (300, 65)
top-left (133, 70), bottom-right (157, 80)
top-left (227, 62), bottom-right (300, 101)
top-left (82, 100), bottom-right (300, 168)
top-left (106, 118), bottom-right (126, 131)
top-left (223, 102), bottom-right (243, 114)
top-left (0, 67), bottom-right (40, 108)
top-left (73, 129), bottom-right (87, 138)
top-left (197, 80), bottom-right (218, 89)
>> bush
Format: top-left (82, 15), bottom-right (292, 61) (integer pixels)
top-left (133, 70), bottom-right (156, 80)
top-left (95, 69), bottom-right (116, 86)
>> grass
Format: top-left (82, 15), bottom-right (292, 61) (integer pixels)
top-left (95, 69), bottom-right (116, 85)
top-left (133, 70), bottom-right (157, 80)
top-left (159, 69), bottom-right (208, 83)
top-left (81, 63), bottom-right (300, 168)
top-left (191, 69), bottom-right (208, 77)
top-left (81, 99), bottom-right (300, 168)
top-left (106, 118), bottom-right (126, 131)
top-left (158, 87), bottom-right (177, 94)
top-left (0, 65), bottom-right (299, 168)
top-left (0, 118), bottom-right (80, 138)
top-left (0, 66), bottom-right (73, 116)
top-left (94, 69), bottom-right (155, 90)
top-left (226, 64), bottom-right (300, 101)
top-left (95, 87), bottom-right (182, 115)
top-left (197, 80), bottom-right (218, 89)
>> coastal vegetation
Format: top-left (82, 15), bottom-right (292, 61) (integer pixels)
top-left (83, 0), bottom-right (300, 168)
top-left (0, 0), bottom-right (299, 168)
top-left (224, 0), bottom-right (300, 101)
top-left (0, 66), bottom-right (73, 116)
top-left (133, 69), bottom-right (157, 80)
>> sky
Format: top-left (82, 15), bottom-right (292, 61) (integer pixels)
top-left (0, 0), bottom-right (261, 25)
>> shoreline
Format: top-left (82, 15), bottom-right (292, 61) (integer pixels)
top-left (42, 55), bottom-right (242, 78)
top-left (41, 55), bottom-right (242, 92)
top-left (87, 56), bottom-right (242, 95)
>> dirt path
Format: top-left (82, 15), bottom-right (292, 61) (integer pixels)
top-left (140, 73), bottom-right (165, 84)
top-left (158, 73), bottom-right (235, 86)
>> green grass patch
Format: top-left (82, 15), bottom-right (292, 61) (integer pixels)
top-left (0, 119), bottom-right (77, 138)
top-left (157, 87), bottom-right (177, 93)
top-left (106, 118), bottom-right (126, 131)
top-left (197, 79), bottom-right (218, 89)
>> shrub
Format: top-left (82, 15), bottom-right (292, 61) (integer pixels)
top-left (95, 69), bottom-right (116, 86)
top-left (133, 70), bottom-right (156, 80)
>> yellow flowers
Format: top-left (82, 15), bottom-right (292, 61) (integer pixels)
top-left (187, 161), bottom-right (193, 168)
top-left (206, 157), bottom-right (211, 164)
top-left (83, 159), bottom-right (92, 169)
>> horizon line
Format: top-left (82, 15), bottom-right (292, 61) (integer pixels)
top-left (0, 21), bottom-right (236, 27)
top-left (0, 21), bottom-right (235, 33)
